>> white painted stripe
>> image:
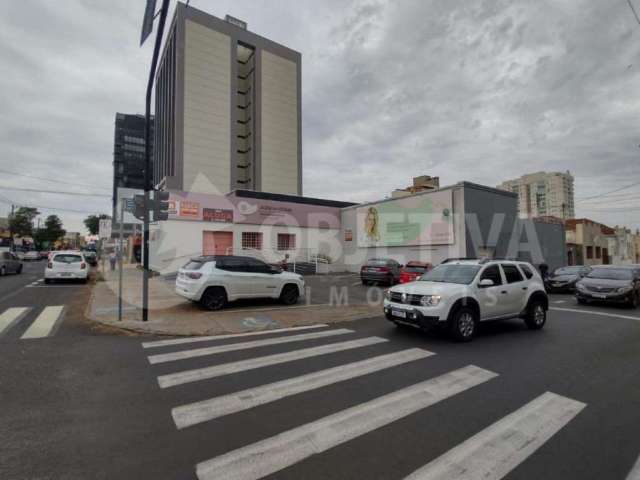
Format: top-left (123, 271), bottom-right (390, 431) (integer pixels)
top-left (21, 306), bottom-right (65, 339)
top-left (148, 328), bottom-right (354, 364)
top-left (142, 324), bottom-right (329, 349)
top-left (627, 453), bottom-right (640, 480)
top-left (158, 336), bottom-right (387, 388)
top-left (0, 307), bottom-right (30, 335)
top-left (404, 391), bottom-right (586, 480)
top-left (551, 306), bottom-right (640, 322)
top-left (173, 348), bottom-right (434, 429)
top-left (195, 365), bottom-right (497, 480)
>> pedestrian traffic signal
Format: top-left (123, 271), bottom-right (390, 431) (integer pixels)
top-left (133, 194), bottom-right (146, 221)
top-left (152, 190), bottom-right (170, 222)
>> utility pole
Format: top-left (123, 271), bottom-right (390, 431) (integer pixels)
top-left (141, 0), bottom-right (170, 322)
top-left (8, 204), bottom-right (14, 250)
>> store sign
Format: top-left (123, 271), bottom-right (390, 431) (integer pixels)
top-left (168, 200), bottom-right (178, 215)
top-left (99, 219), bottom-right (112, 239)
top-left (179, 201), bottom-right (200, 218)
top-left (203, 208), bottom-right (233, 223)
top-left (356, 190), bottom-right (454, 247)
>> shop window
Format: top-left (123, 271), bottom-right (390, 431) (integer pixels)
top-left (242, 232), bottom-right (262, 250)
top-left (595, 246), bottom-right (601, 259)
top-left (277, 233), bottom-right (296, 251)
top-left (586, 246), bottom-right (593, 259)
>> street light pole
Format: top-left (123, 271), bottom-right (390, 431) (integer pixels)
top-left (142, 0), bottom-right (170, 322)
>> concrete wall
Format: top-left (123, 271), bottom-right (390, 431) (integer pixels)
top-left (462, 183), bottom-right (518, 259)
top-left (149, 219), bottom-right (339, 274)
top-left (260, 50), bottom-right (299, 195)
top-left (182, 20), bottom-right (231, 194)
top-left (517, 220), bottom-right (567, 272)
top-left (336, 186), bottom-right (467, 272)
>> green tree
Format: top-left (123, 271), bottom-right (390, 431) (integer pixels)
top-left (84, 214), bottom-right (110, 235)
top-left (8, 207), bottom-right (39, 238)
top-left (33, 215), bottom-right (65, 248)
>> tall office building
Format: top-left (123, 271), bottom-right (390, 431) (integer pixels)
top-left (154, 3), bottom-right (302, 196)
top-left (112, 113), bottom-right (154, 214)
top-left (497, 171), bottom-right (575, 220)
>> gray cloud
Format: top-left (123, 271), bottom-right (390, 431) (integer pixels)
top-left (1, 0), bottom-right (640, 233)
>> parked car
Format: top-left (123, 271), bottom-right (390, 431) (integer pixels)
top-left (22, 250), bottom-right (41, 261)
top-left (399, 261), bottom-right (432, 284)
top-left (0, 251), bottom-right (22, 275)
top-left (83, 251), bottom-right (98, 266)
top-left (45, 251), bottom-right (88, 283)
top-left (360, 258), bottom-right (401, 285)
top-left (575, 265), bottom-right (640, 307)
top-left (383, 259), bottom-right (548, 342)
top-left (175, 255), bottom-right (305, 310)
top-left (545, 265), bottom-right (591, 293)
top-left (39, 251), bottom-right (50, 260)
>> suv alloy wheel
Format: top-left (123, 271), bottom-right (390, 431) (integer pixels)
top-left (280, 284), bottom-right (300, 305)
top-left (449, 306), bottom-right (478, 342)
top-left (525, 300), bottom-right (546, 330)
top-left (201, 287), bottom-right (227, 311)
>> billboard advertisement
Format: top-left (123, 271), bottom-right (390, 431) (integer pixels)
top-left (356, 190), bottom-right (454, 247)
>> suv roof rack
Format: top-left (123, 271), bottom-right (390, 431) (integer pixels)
top-left (441, 257), bottom-right (479, 264)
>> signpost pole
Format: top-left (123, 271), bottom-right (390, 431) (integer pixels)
top-left (118, 200), bottom-right (124, 322)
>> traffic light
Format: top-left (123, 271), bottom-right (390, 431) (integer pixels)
top-left (152, 190), bottom-right (170, 222)
top-left (133, 194), bottom-right (146, 221)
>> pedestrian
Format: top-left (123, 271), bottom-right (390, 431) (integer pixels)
top-left (281, 253), bottom-right (290, 271)
top-left (109, 251), bottom-right (117, 271)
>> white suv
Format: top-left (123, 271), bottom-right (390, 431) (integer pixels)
top-left (383, 258), bottom-right (548, 341)
top-left (176, 255), bottom-right (305, 310)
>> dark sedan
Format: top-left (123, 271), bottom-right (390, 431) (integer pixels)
top-left (360, 258), bottom-right (401, 286)
top-left (546, 266), bottom-right (591, 293)
top-left (575, 266), bottom-right (640, 307)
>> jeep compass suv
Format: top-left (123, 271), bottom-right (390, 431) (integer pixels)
top-left (383, 259), bottom-right (548, 341)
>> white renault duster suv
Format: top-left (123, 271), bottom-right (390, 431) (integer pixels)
top-left (383, 258), bottom-right (548, 342)
top-left (176, 255), bottom-right (305, 310)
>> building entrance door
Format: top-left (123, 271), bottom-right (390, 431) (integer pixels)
top-left (203, 231), bottom-right (233, 256)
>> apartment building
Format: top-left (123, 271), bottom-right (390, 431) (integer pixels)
top-left (153, 3), bottom-right (302, 196)
top-left (498, 171), bottom-right (574, 220)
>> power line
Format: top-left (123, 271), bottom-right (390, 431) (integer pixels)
top-left (0, 167), bottom-right (111, 192)
top-left (0, 185), bottom-right (111, 198)
top-left (628, 0), bottom-right (640, 25)
top-left (575, 180), bottom-right (640, 201)
top-left (0, 194), bottom-right (106, 215)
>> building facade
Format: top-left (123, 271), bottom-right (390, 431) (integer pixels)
top-left (391, 175), bottom-right (440, 198)
top-left (154, 3), bottom-right (302, 197)
top-left (565, 218), bottom-right (610, 266)
top-left (113, 113), bottom-right (154, 217)
top-left (498, 171), bottom-right (575, 220)
top-left (603, 226), bottom-right (635, 265)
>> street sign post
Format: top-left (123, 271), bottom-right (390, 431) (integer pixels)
top-left (140, 0), bottom-right (158, 46)
top-left (98, 219), bottom-right (112, 239)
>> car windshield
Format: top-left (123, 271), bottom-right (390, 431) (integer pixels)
top-left (53, 254), bottom-right (82, 263)
top-left (553, 267), bottom-right (582, 275)
top-left (587, 268), bottom-right (632, 280)
top-left (420, 264), bottom-right (481, 284)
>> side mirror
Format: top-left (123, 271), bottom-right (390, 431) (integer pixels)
top-left (479, 279), bottom-right (494, 287)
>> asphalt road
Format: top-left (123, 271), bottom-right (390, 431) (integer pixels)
top-left (1, 273), bottom-right (640, 480)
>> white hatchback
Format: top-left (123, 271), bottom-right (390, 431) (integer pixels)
top-left (176, 255), bottom-right (305, 310)
top-left (45, 251), bottom-right (89, 283)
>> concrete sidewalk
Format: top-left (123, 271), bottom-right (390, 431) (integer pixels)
top-left (87, 265), bottom-right (379, 336)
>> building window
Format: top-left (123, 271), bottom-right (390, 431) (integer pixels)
top-left (586, 246), bottom-right (593, 259)
top-left (242, 232), bottom-right (262, 250)
top-left (277, 233), bottom-right (296, 251)
top-left (595, 246), bottom-right (601, 259)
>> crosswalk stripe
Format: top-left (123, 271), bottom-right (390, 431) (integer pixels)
top-left (148, 328), bottom-right (354, 365)
top-left (21, 306), bottom-right (65, 339)
top-left (0, 307), bottom-right (30, 335)
top-left (158, 336), bottom-right (388, 389)
top-left (173, 348), bottom-right (435, 429)
top-left (627, 453), bottom-right (640, 480)
top-left (142, 324), bottom-right (329, 349)
top-left (403, 391), bottom-right (586, 480)
top-left (195, 365), bottom-right (497, 480)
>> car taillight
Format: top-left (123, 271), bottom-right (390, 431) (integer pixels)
top-left (47, 262), bottom-right (53, 268)
top-left (186, 272), bottom-right (202, 279)
top-left (80, 262), bottom-right (86, 269)
top-left (378, 267), bottom-right (390, 272)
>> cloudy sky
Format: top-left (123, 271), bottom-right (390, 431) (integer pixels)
top-left (2, 0), bottom-right (640, 233)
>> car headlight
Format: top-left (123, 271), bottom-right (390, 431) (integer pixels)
top-left (576, 283), bottom-right (586, 291)
top-left (617, 285), bottom-right (632, 293)
top-left (384, 289), bottom-right (392, 301)
top-left (420, 295), bottom-right (441, 307)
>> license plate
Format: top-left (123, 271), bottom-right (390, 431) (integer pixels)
top-left (392, 309), bottom-right (406, 318)
top-left (591, 293), bottom-right (606, 299)
top-left (553, 283), bottom-right (562, 287)
top-left (59, 272), bottom-right (72, 277)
